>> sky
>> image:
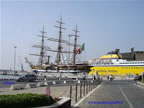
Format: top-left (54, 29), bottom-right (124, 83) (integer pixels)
top-left (0, 0), bottom-right (144, 70)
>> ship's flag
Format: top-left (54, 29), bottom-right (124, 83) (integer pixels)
top-left (82, 43), bottom-right (85, 51)
top-left (77, 43), bottom-right (85, 54)
top-left (78, 47), bottom-right (81, 54)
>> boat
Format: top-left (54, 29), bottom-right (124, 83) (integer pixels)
top-left (89, 51), bottom-right (144, 77)
top-left (25, 18), bottom-right (92, 79)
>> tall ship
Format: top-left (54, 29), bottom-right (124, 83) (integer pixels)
top-left (25, 18), bottom-right (91, 78)
top-left (90, 50), bottom-right (144, 77)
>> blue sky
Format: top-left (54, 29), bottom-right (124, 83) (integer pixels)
top-left (1, 0), bottom-right (144, 70)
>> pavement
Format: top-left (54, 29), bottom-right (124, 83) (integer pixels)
top-left (0, 80), bottom-right (38, 88)
top-left (0, 80), bottom-right (100, 106)
top-left (0, 84), bottom-right (72, 102)
top-left (73, 80), bottom-right (144, 108)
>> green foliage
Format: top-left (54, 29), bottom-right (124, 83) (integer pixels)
top-left (0, 93), bottom-right (56, 108)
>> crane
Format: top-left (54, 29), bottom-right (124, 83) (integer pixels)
top-left (25, 57), bottom-right (32, 68)
top-left (19, 56), bottom-right (24, 72)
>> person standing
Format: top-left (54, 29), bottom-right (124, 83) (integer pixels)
top-left (134, 74), bottom-right (139, 85)
top-left (109, 75), bottom-right (113, 81)
top-left (107, 75), bottom-right (109, 80)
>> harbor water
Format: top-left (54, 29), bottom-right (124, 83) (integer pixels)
top-left (0, 75), bottom-right (19, 80)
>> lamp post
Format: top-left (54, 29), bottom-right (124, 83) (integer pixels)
top-left (14, 46), bottom-right (17, 73)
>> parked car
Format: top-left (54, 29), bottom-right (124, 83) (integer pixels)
top-left (17, 74), bottom-right (37, 82)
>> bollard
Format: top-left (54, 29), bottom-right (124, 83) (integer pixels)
top-left (90, 82), bottom-right (92, 91)
top-left (92, 82), bottom-right (93, 90)
top-left (64, 80), bottom-right (67, 84)
top-left (89, 81), bottom-right (90, 92)
top-left (86, 82), bottom-right (88, 94)
top-left (78, 80), bottom-right (81, 84)
top-left (75, 84), bottom-right (78, 102)
top-left (94, 81), bottom-right (96, 88)
top-left (96, 81), bottom-right (98, 88)
top-left (83, 81), bottom-right (85, 96)
top-left (46, 86), bottom-right (50, 96)
top-left (70, 85), bottom-right (72, 99)
top-left (89, 82), bottom-right (91, 91)
top-left (80, 83), bottom-right (82, 98)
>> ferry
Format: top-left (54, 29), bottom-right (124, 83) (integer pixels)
top-left (89, 52), bottom-right (144, 77)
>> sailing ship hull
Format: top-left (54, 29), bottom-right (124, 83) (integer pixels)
top-left (32, 64), bottom-right (92, 78)
top-left (32, 70), bottom-right (88, 79)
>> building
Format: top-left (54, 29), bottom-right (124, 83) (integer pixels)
top-left (115, 48), bottom-right (144, 61)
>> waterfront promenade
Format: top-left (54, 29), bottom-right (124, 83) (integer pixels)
top-left (0, 80), bottom-right (100, 105)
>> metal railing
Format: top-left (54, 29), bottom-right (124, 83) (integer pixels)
top-left (69, 80), bottom-right (102, 104)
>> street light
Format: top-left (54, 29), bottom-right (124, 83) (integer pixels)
top-left (14, 46), bottom-right (17, 73)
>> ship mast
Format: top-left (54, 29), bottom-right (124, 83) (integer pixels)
top-left (47, 18), bottom-right (78, 65)
top-left (54, 17), bottom-right (66, 65)
top-left (72, 25), bottom-right (79, 65)
top-left (39, 26), bottom-right (46, 65)
top-left (67, 34), bottom-right (73, 64)
top-left (30, 26), bottom-right (51, 65)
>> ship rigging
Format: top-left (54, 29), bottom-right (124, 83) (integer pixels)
top-left (25, 17), bottom-right (91, 78)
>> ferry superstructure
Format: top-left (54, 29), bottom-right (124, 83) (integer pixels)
top-left (89, 53), bottom-right (144, 76)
